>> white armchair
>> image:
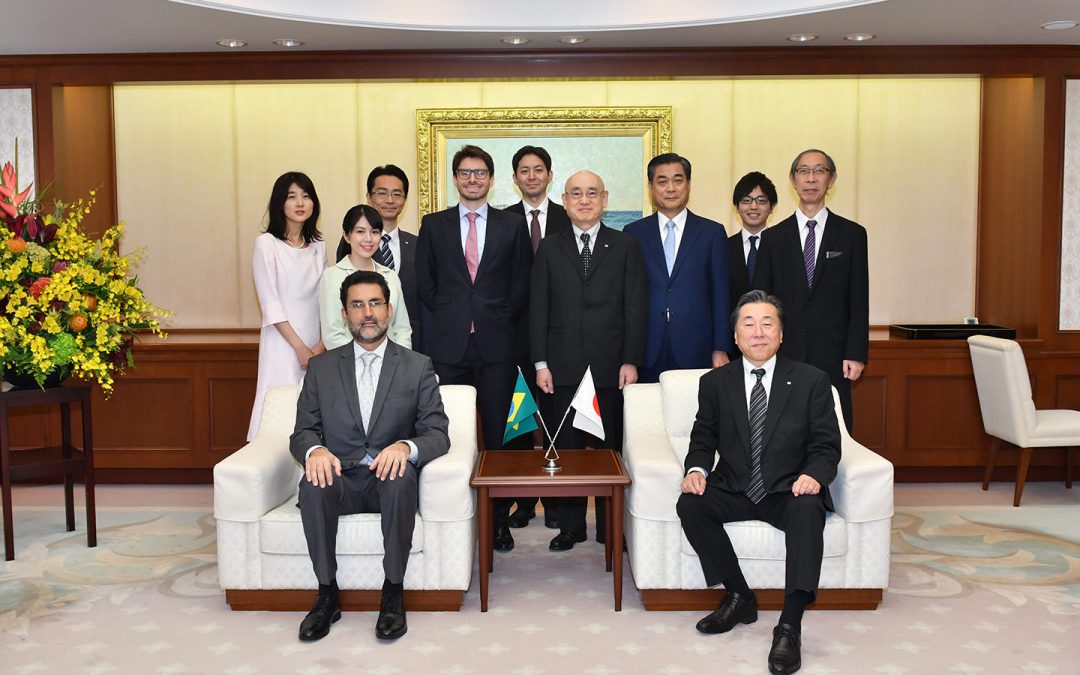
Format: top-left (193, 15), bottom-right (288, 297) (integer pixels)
top-left (622, 369), bottom-right (893, 610)
top-left (967, 335), bottom-right (1079, 506)
top-left (214, 383), bottom-right (477, 611)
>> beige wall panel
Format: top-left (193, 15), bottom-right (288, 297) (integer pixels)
top-left (114, 84), bottom-right (239, 328)
top-left (856, 78), bottom-right (981, 324)
top-left (233, 83), bottom-right (360, 327)
top-left (479, 80), bottom-right (609, 110)
top-left (355, 82), bottom-right (484, 234)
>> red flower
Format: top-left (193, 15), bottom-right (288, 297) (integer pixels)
top-left (29, 276), bottom-right (51, 298)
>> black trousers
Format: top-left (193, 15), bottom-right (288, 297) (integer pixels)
top-left (677, 486), bottom-right (826, 599)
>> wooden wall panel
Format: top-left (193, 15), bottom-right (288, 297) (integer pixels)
top-left (850, 375), bottom-right (886, 451)
top-left (51, 85), bottom-right (116, 235)
top-left (209, 377), bottom-right (257, 458)
top-left (905, 376), bottom-right (984, 450)
top-left (91, 378), bottom-right (194, 463)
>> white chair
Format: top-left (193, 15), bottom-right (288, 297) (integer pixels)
top-left (622, 369), bottom-right (893, 610)
top-left (967, 335), bottom-right (1079, 506)
top-left (213, 383), bottom-right (477, 611)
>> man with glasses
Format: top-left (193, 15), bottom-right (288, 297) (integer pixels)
top-left (365, 165), bottom-right (422, 351)
top-left (754, 149), bottom-right (869, 431)
top-left (729, 172), bottom-right (778, 328)
top-left (530, 170), bottom-right (646, 551)
top-left (416, 144), bottom-right (531, 552)
top-left (625, 153), bottom-right (731, 383)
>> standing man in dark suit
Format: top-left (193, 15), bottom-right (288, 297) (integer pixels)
top-left (728, 171), bottom-right (778, 354)
top-left (531, 170), bottom-right (647, 551)
top-left (677, 290), bottom-right (841, 675)
top-left (755, 149), bottom-right (869, 431)
top-left (366, 165), bottom-right (423, 352)
top-left (503, 145), bottom-right (572, 529)
top-left (624, 153), bottom-right (730, 383)
top-left (415, 144), bottom-right (531, 551)
top-left (292, 270), bottom-right (450, 643)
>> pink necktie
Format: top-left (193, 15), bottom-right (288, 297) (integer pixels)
top-left (465, 211), bottom-right (479, 282)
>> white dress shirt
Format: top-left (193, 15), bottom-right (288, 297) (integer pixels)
top-left (740, 228), bottom-right (765, 263)
top-left (521, 197), bottom-right (551, 238)
top-left (657, 209), bottom-right (688, 259)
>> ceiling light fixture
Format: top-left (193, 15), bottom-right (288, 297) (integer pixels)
top-left (272, 39), bottom-right (305, 47)
top-left (844, 33), bottom-right (876, 42)
top-left (786, 34), bottom-right (818, 42)
top-left (1041, 20), bottom-right (1078, 30)
top-left (501, 36), bottom-right (530, 45)
top-left (216, 39), bottom-right (247, 48)
top-left (559, 36), bottom-right (589, 45)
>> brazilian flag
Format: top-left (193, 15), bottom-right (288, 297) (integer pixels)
top-left (503, 370), bottom-right (539, 443)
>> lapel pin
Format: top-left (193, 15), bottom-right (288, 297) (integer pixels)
top-left (786, 381), bottom-right (792, 385)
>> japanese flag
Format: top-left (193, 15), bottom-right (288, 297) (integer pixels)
top-left (570, 366), bottom-right (605, 440)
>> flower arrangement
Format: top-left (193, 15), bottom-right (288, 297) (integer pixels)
top-left (0, 152), bottom-right (169, 393)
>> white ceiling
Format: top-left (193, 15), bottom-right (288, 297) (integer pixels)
top-left (1, 0), bottom-right (1078, 54)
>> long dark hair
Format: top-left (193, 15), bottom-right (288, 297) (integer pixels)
top-left (335, 204), bottom-right (384, 262)
top-left (266, 172), bottom-right (322, 245)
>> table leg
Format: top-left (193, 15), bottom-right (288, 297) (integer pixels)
top-left (81, 393), bottom-right (96, 548)
top-left (477, 486), bottom-right (491, 612)
top-left (61, 402), bottom-right (75, 531)
top-left (1, 401), bottom-right (13, 561)
top-left (612, 486), bottom-right (624, 611)
top-left (604, 495), bottom-right (612, 572)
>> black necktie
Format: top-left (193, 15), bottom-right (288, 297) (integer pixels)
top-left (747, 234), bottom-right (758, 283)
top-left (746, 368), bottom-right (768, 504)
top-left (580, 232), bottom-right (592, 275)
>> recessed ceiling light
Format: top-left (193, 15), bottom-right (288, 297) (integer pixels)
top-left (272, 39), bottom-right (305, 48)
top-left (786, 34), bottom-right (818, 42)
top-left (501, 36), bottom-right (530, 45)
top-left (559, 36), bottom-right (589, 45)
top-left (844, 33), bottom-right (876, 42)
top-left (1041, 20), bottom-right (1078, 30)
top-left (216, 39), bottom-right (247, 48)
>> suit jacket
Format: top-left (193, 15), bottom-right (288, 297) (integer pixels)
top-left (289, 340), bottom-right (450, 467)
top-left (728, 230), bottom-right (752, 312)
top-left (530, 223), bottom-right (647, 389)
top-left (503, 200), bottom-right (572, 362)
top-left (394, 229), bottom-right (421, 351)
top-left (754, 210), bottom-right (869, 377)
top-left (683, 356), bottom-right (841, 509)
top-left (415, 205), bottom-right (531, 364)
top-left (624, 210), bottom-right (731, 369)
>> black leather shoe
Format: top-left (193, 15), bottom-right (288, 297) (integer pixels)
top-left (494, 524), bottom-right (515, 551)
top-left (695, 591), bottom-right (758, 634)
top-left (548, 531), bottom-right (588, 551)
top-left (544, 513), bottom-right (560, 529)
top-left (375, 591), bottom-right (408, 640)
top-left (507, 507), bottom-right (535, 529)
top-left (768, 623), bottom-right (802, 674)
top-left (298, 586), bottom-right (341, 642)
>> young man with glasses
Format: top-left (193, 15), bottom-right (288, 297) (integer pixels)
top-left (729, 171), bottom-right (779, 324)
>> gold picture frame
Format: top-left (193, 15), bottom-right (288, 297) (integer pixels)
top-left (416, 106), bottom-right (673, 226)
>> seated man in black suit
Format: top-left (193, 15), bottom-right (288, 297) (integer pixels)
top-left (291, 270), bottom-right (450, 642)
top-left (677, 290), bottom-right (841, 674)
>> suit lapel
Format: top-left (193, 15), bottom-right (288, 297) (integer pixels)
top-left (762, 358), bottom-right (795, 450)
top-left (730, 234), bottom-right (748, 282)
top-left (367, 342), bottom-right (399, 433)
top-left (337, 346), bottom-right (367, 436)
top-left (812, 209), bottom-right (839, 289)
top-left (558, 228), bottom-right (586, 281)
top-left (641, 214), bottom-right (667, 273)
top-left (671, 214), bottom-right (702, 281)
top-left (444, 208), bottom-right (473, 284)
top-left (783, 217), bottom-right (811, 293)
top-left (725, 364), bottom-right (752, 456)
top-left (475, 208), bottom-right (504, 280)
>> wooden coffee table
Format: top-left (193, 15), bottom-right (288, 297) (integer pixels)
top-left (470, 448), bottom-right (631, 612)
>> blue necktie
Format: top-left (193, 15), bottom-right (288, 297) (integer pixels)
top-left (664, 220), bottom-right (676, 275)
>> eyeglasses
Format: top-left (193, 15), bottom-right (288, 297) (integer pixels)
top-left (371, 189), bottom-right (405, 200)
top-left (739, 196), bottom-right (772, 206)
top-left (348, 299), bottom-right (386, 311)
top-left (794, 166), bottom-right (831, 177)
top-left (455, 168), bottom-right (490, 179)
top-left (566, 189), bottom-right (603, 201)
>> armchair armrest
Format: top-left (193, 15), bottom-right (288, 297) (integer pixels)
top-left (830, 436), bottom-right (894, 523)
top-left (419, 384), bottom-right (478, 522)
top-left (624, 383), bottom-right (684, 522)
top-left (214, 435), bottom-right (302, 523)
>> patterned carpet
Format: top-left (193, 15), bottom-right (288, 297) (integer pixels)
top-left (2, 487), bottom-right (1078, 674)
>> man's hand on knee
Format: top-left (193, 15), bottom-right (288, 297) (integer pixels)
top-left (306, 447), bottom-right (342, 488)
top-left (681, 471), bottom-right (707, 495)
top-left (370, 442), bottom-right (411, 481)
top-left (791, 473), bottom-right (821, 496)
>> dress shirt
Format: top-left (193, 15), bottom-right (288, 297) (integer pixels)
top-left (795, 207), bottom-right (828, 263)
top-left (740, 227), bottom-right (766, 263)
top-left (304, 338), bottom-right (419, 464)
top-left (458, 203), bottom-right (490, 259)
top-left (656, 209), bottom-right (688, 259)
top-left (521, 197), bottom-right (551, 238)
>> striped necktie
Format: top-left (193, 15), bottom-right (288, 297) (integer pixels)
top-left (745, 368), bottom-right (768, 504)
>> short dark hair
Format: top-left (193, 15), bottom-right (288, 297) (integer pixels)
top-left (730, 290), bottom-right (784, 331)
top-left (790, 148), bottom-right (837, 175)
top-left (732, 171), bottom-right (779, 207)
top-left (452, 144), bottom-right (494, 174)
top-left (366, 164), bottom-right (410, 197)
top-left (335, 204), bottom-right (383, 262)
top-left (512, 145), bottom-right (552, 172)
top-left (340, 269), bottom-right (391, 308)
top-left (266, 172), bottom-right (322, 245)
top-left (646, 153), bottom-right (692, 183)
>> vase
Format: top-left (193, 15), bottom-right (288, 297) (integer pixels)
top-left (2, 367), bottom-right (69, 390)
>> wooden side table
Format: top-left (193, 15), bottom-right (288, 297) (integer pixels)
top-left (1, 384), bottom-right (96, 561)
top-left (470, 449), bottom-right (631, 612)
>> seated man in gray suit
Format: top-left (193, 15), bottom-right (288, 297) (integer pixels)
top-left (291, 270), bottom-right (450, 642)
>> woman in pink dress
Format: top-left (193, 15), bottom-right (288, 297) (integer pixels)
top-left (247, 172), bottom-right (327, 440)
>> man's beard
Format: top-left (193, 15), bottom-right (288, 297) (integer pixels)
top-left (351, 319), bottom-right (388, 345)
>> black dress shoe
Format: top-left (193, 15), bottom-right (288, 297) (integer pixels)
top-left (695, 591), bottom-right (758, 634)
top-left (298, 586), bottom-right (341, 642)
top-left (768, 623), bottom-right (801, 674)
top-left (375, 591), bottom-right (408, 640)
top-left (507, 507), bottom-right (535, 529)
top-left (494, 524), bottom-right (515, 551)
top-left (544, 513), bottom-right (560, 529)
top-left (548, 531), bottom-right (587, 551)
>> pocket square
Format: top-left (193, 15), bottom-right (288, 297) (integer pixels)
top-left (825, 250), bottom-right (843, 259)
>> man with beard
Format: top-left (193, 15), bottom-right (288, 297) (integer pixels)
top-left (291, 270), bottom-right (450, 642)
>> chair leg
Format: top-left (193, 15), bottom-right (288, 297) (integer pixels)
top-left (1067, 447), bottom-right (1075, 490)
top-left (982, 437), bottom-right (1000, 491)
top-left (1013, 447), bottom-right (1033, 507)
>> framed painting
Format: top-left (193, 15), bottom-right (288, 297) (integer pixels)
top-left (416, 106), bottom-right (672, 229)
